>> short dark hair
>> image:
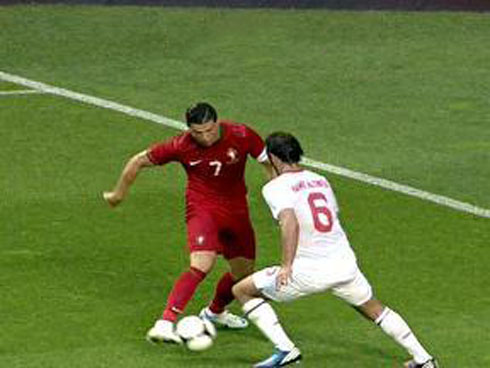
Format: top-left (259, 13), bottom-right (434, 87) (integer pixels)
top-left (185, 102), bottom-right (218, 126)
top-left (265, 132), bottom-right (304, 164)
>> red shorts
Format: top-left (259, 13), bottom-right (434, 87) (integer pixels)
top-left (186, 209), bottom-right (256, 260)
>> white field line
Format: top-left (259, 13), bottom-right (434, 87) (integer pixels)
top-left (1, 70), bottom-right (488, 219)
top-left (0, 72), bottom-right (185, 131)
top-left (0, 89), bottom-right (44, 95)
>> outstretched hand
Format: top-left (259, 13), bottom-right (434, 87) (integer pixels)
top-left (103, 191), bottom-right (123, 208)
top-left (276, 266), bottom-right (292, 290)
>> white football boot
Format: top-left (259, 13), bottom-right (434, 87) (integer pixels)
top-left (146, 319), bottom-right (182, 344)
top-left (404, 358), bottom-right (439, 368)
top-left (199, 307), bottom-right (249, 329)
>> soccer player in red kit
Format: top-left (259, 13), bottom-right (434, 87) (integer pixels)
top-left (103, 103), bottom-right (271, 343)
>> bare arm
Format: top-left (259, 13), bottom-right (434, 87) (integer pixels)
top-left (276, 208), bottom-right (300, 288)
top-left (103, 150), bottom-right (154, 207)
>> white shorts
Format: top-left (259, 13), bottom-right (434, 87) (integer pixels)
top-left (252, 259), bottom-right (373, 306)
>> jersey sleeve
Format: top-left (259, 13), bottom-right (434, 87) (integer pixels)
top-left (245, 126), bottom-right (267, 162)
top-left (262, 180), bottom-right (294, 220)
top-left (147, 137), bottom-right (181, 165)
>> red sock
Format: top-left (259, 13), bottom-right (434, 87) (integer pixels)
top-left (209, 272), bottom-right (235, 314)
top-left (162, 267), bottom-right (207, 322)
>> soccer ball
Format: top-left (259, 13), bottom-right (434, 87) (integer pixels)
top-left (176, 315), bottom-right (216, 351)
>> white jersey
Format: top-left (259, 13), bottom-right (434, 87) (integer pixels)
top-left (262, 169), bottom-right (356, 263)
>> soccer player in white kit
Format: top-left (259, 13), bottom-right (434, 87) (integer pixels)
top-left (232, 132), bottom-right (439, 368)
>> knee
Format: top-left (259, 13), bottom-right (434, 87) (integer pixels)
top-left (232, 282), bottom-right (242, 299)
top-left (190, 252), bottom-right (217, 274)
top-left (232, 281), bottom-right (251, 304)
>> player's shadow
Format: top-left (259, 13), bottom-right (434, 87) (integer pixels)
top-left (306, 337), bottom-right (403, 367)
top-left (198, 330), bottom-right (403, 367)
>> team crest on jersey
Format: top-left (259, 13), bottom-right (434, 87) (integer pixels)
top-left (226, 148), bottom-right (239, 164)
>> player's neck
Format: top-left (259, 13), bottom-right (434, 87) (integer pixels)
top-left (280, 164), bottom-right (302, 175)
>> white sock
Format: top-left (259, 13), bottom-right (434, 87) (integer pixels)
top-left (242, 298), bottom-right (295, 351)
top-left (376, 307), bottom-right (432, 364)
top-left (204, 307), bottom-right (218, 317)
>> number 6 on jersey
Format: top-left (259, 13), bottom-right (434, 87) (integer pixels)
top-left (307, 192), bottom-right (333, 233)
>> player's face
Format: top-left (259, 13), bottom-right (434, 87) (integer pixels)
top-left (189, 121), bottom-right (220, 147)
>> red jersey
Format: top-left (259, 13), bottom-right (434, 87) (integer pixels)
top-left (147, 121), bottom-right (266, 216)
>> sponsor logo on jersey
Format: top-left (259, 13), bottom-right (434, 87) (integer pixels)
top-left (189, 160), bottom-right (202, 166)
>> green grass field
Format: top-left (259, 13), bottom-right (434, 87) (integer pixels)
top-left (0, 6), bottom-right (489, 368)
